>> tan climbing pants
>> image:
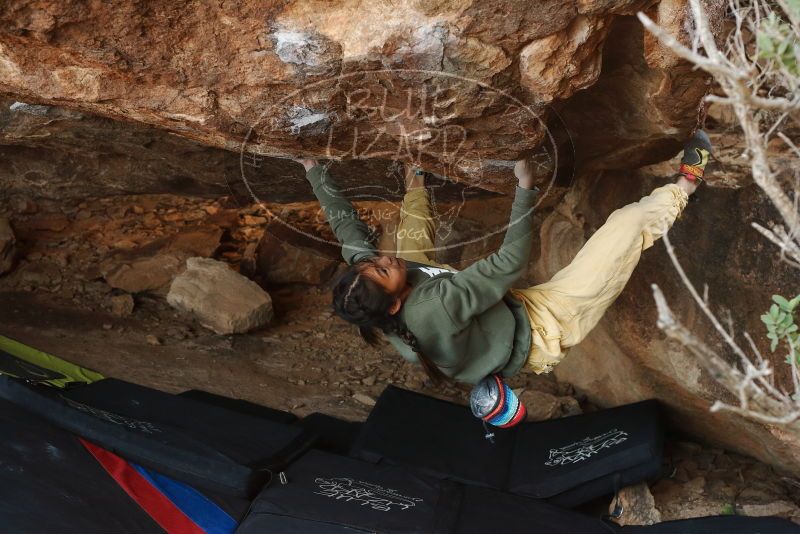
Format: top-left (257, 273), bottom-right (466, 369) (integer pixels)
top-left (395, 183), bottom-right (688, 375)
top-left (510, 184), bottom-right (688, 374)
top-left (395, 188), bottom-right (446, 267)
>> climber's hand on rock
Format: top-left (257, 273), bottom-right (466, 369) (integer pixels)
top-left (294, 158), bottom-right (319, 172)
top-left (514, 158), bottom-right (537, 190)
top-left (404, 164), bottom-right (425, 191)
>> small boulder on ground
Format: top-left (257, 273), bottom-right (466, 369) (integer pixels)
top-left (518, 389), bottom-right (561, 422)
top-left (167, 257), bottom-right (273, 335)
top-left (101, 225), bottom-right (223, 294)
top-left (0, 218), bottom-right (16, 275)
top-left (110, 293), bottom-right (135, 317)
top-left (611, 483), bottom-right (662, 526)
top-left (353, 393), bottom-right (376, 407)
top-left (256, 230), bottom-right (340, 285)
top-left (104, 254), bottom-right (185, 294)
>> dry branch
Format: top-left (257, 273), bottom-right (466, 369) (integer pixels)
top-left (639, 0), bottom-right (800, 428)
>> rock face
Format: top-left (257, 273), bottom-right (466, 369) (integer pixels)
top-left (167, 257), bottom-right (274, 335)
top-left (0, 1), bottom-right (722, 192)
top-left (535, 164), bottom-right (800, 476)
top-left (0, 98), bottom-right (232, 200)
top-left (0, 217), bottom-right (15, 275)
top-left (0, 98), bottom-right (487, 203)
top-left (555, 13), bottom-right (723, 172)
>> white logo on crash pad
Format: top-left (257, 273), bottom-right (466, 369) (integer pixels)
top-left (314, 477), bottom-right (423, 512)
top-left (545, 429), bottom-right (629, 466)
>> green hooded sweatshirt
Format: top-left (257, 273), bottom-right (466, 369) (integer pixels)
top-left (306, 164), bottom-right (536, 384)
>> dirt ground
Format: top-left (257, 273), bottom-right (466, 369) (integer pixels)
top-left (0, 190), bottom-right (576, 420)
top-left (1, 285), bottom-right (384, 419)
top-left (0, 281), bottom-right (575, 422)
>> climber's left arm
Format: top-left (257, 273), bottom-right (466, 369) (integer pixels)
top-left (302, 161), bottom-right (377, 265)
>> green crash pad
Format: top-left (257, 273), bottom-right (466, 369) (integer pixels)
top-left (0, 335), bottom-right (103, 388)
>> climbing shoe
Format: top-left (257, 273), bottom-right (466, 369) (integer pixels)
top-left (679, 129), bottom-right (713, 183)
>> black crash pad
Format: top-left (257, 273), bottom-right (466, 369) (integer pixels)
top-left (236, 449), bottom-right (617, 533)
top-left (0, 376), bottom-right (314, 498)
top-left (351, 385), bottom-right (664, 507)
top-left (0, 398), bottom-right (163, 534)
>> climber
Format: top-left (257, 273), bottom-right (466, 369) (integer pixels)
top-left (294, 131), bottom-right (712, 386)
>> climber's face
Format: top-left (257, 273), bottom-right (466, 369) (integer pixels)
top-left (359, 255), bottom-right (408, 297)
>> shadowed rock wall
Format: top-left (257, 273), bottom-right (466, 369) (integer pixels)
top-left (0, 98), bottom-right (485, 203)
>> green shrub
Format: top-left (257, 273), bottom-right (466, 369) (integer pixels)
top-left (761, 295), bottom-right (800, 367)
top-left (757, 6), bottom-right (800, 76)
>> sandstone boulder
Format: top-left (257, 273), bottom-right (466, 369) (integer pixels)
top-left (518, 389), bottom-right (561, 422)
top-left (167, 258), bottom-right (274, 335)
top-left (101, 226), bottom-right (222, 293)
top-left (104, 254), bottom-right (186, 295)
top-left (611, 483), bottom-right (662, 526)
top-left (0, 218), bottom-right (16, 275)
top-left (109, 293), bottom-right (135, 317)
top-left (256, 230), bottom-right (340, 285)
top-left (0, 1), bottom-right (723, 190)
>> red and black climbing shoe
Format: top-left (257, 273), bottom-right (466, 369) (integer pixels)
top-left (679, 129), bottom-right (713, 183)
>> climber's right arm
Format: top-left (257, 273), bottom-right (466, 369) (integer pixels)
top-left (435, 158), bottom-right (540, 327)
top-left (436, 185), bottom-right (538, 327)
top-left (303, 162), bottom-right (377, 265)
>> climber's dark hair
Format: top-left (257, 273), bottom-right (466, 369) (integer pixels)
top-left (331, 259), bottom-right (450, 385)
